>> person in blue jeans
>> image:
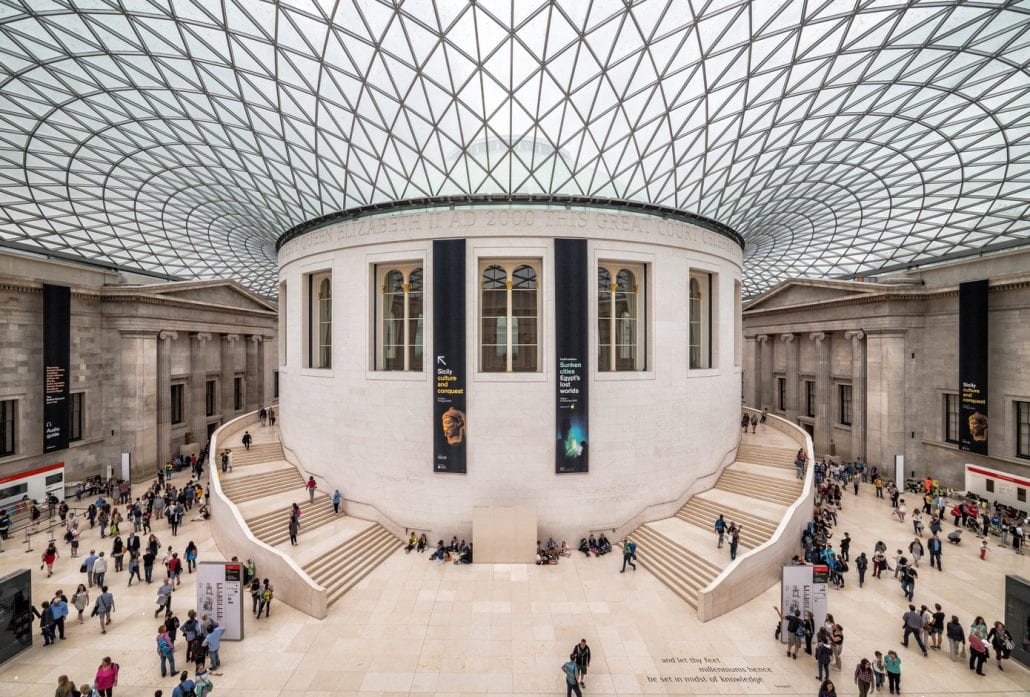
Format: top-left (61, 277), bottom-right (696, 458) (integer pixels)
top-left (815, 631), bottom-right (833, 681)
top-left (201, 623), bottom-right (225, 671)
top-left (620, 539), bottom-right (637, 572)
top-left (157, 625), bottom-right (176, 677)
top-left (561, 654), bottom-right (583, 697)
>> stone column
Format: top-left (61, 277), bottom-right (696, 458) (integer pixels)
top-left (156, 331), bottom-right (177, 469)
top-left (845, 330), bottom-right (866, 462)
top-left (758, 334), bottom-right (772, 409)
top-left (245, 335), bottom-right (262, 411)
top-left (120, 331), bottom-right (158, 481)
top-left (221, 334), bottom-right (240, 418)
top-left (810, 332), bottom-right (832, 456)
top-left (743, 336), bottom-right (758, 406)
top-left (865, 330), bottom-right (907, 471)
top-left (781, 333), bottom-right (798, 422)
top-left (189, 332), bottom-right (212, 443)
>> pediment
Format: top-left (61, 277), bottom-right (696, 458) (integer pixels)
top-left (745, 279), bottom-right (879, 311)
top-left (143, 281), bottom-right (276, 312)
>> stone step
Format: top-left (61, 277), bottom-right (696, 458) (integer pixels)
top-left (220, 468), bottom-right (304, 492)
top-left (228, 443), bottom-right (285, 467)
top-left (301, 524), bottom-right (401, 606)
top-left (736, 443), bottom-right (798, 469)
top-left (715, 471), bottom-right (802, 505)
top-left (674, 509), bottom-right (768, 549)
top-left (714, 479), bottom-right (799, 507)
top-left (251, 505), bottom-right (340, 547)
top-left (683, 496), bottom-right (779, 536)
top-left (624, 527), bottom-right (721, 609)
top-left (246, 495), bottom-right (330, 529)
top-left (221, 472), bottom-right (307, 504)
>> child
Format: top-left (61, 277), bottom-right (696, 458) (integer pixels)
top-left (979, 538), bottom-right (988, 560)
top-left (872, 651), bottom-right (886, 692)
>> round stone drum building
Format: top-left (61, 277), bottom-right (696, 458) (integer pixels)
top-left (276, 196), bottom-right (744, 538)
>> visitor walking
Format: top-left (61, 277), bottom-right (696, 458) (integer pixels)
top-left (241, 431), bottom-right (252, 450)
top-left (946, 615), bottom-right (966, 661)
top-left (853, 658), bottom-right (874, 697)
top-left (94, 657), bottom-right (119, 697)
top-left (306, 476), bottom-right (317, 504)
top-left (332, 489), bottom-right (342, 514)
top-left (884, 651), bottom-right (901, 694)
top-left (620, 539), bottom-right (637, 572)
top-left (94, 585), bottom-right (115, 634)
top-left (561, 653), bottom-right (584, 697)
top-left (901, 604), bottom-right (928, 656)
top-left (257, 579), bottom-right (274, 618)
top-left (571, 639), bottom-right (591, 687)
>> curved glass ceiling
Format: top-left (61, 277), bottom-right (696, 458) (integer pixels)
top-left (1, 1), bottom-right (1028, 296)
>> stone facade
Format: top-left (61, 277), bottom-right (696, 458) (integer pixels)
top-left (743, 250), bottom-right (1030, 487)
top-left (278, 204), bottom-right (744, 540)
top-left (0, 252), bottom-right (278, 485)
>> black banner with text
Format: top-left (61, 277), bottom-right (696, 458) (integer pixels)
top-left (555, 238), bottom-right (589, 473)
top-left (43, 284), bottom-right (70, 453)
top-left (433, 239), bottom-right (467, 473)
top-left (958, 279), bottom-right (989, 455)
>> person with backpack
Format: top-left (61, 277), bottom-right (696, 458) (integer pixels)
top-left (714, 514), bottom-right (726, 548)
top-left (560, 652), bottom-right (583, 697)
top-left (777, 607), bottom-right (803, 659)
top-left (257, 579), bottom-right (274, 618)
top-left (171, 671), bottom-right (195, 697)
top-left (194, 664), bottom-right (214, 697)
top-left (620, 539), bottom-right (637, 572)
top-left (182, 610), bottom-right (201, 663)
top-left (855, 552), bottom-right (868, 587)
top-left (156, 623), bottom-right (176, 677)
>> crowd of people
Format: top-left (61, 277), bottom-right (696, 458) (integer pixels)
top-left (775, 459), bottom-right (1020, 696)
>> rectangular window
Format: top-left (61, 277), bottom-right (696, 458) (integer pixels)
top-left (305, 271), bottom-right (332, 369)
top-left (689, 271), bottom-right (712, 369)
top-left (986, 478), bottom-right (995, 493)
top-left (234, 377), bottom-right (243, 411)
top-left (1018, 401), bottom-right (1030, 460)
top-left (0, 483), bottom-right (27, 502)
top-left (943, 393), bottom-right (959, 444)
top-left (777, 377), bottom-right (786, 411)
top-left (205, 380), bottom-right (216, 417)
top-left (805, 380), bottom-right (815, 418)
top-left (839, 384), bottom-right (853, 426)
top-left (376, 263), bottom-right (424, 371)
top-left (278, 281), bottom-right (287, 366)
top-left (598, 262), bottom-right (646, 371)
top-left (481, 261), bottom-right (540, 372)
top-left (273, 370), bottom-right (279, 399)
top-left (1019, 488), bottom-right (1026, 503)
top-left (170, 384), bottom-right (184, 425)
top-left (45, 472), bottom-right (63, 487)
top-left (0, 400), bottom-right (15, 456)
top-left (69, 392), bottom-right (83, 442)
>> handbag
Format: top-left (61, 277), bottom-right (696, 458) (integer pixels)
top-left (80, 562), bottom-right (87, 573)
top-left (1004, 638), bottom-right (1014, 651)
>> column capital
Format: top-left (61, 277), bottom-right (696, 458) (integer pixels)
top-left (193, 332), bottom-right (213, 342)
top-left (248, 334), bottom-right (263, 344)
top-left (158, 330), bottom-right (178, 341)
top-left (222, 333), bottom-right (240, 344)
top-left (756, 334), bottom-right (769, 343)
top-left (809, 331), bottom-right (828, 343)
top-left (779, 333), bottom-right (795, 343)
top-left (844, 330), bottom-right (865, 342)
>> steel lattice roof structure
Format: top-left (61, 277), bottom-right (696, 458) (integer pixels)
top-left (1, 1), bottom-right (1029, 297)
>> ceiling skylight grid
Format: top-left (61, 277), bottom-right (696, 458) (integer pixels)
top-left (0, 0), bottom-right (1027, 296)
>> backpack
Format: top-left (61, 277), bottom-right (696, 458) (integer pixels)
top-left (158, 636), bottom-right (172, 655)
top-left (261, 587), bottom-right (273, 602)
top-left (714, 518), bottom-right (725, 533)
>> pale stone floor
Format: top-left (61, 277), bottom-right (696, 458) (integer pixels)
top-left (1, 476), bottom-right (1027, 696)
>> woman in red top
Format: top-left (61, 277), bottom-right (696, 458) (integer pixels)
top-left (41, 542), bottom-right (59, 577)
top-left (94, 656), bottom-right (118, 696)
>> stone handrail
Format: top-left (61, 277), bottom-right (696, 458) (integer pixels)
top-left (696, 407), bottom-right (815, 622)
top-left (206, 411), bottom-right (329, 619)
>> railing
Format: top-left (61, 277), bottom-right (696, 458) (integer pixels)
top-left (205, 410), bottom-right (330, 619)
top-left (695, 407), bottom-right (815, 622)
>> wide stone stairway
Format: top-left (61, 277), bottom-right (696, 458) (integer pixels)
top-left (217, 424), bottom-right (401, 608)
top-left (626, 428), bottom-right (804, 611)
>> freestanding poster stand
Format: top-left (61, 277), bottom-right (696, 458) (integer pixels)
top-left (196, 561), bottom-right (244, 640)
top-left (780, 564), bottom-right (829, 642)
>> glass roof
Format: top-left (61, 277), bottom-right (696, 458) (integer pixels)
top-left (1, 1), bottom-right (1028, 297)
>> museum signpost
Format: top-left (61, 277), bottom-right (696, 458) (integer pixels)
top-left (433, 239), bottom-right (467, 473)
top-left (196, 561), bottom-right (244, 640)
top-left (780, 564), bottom-right (828, 642)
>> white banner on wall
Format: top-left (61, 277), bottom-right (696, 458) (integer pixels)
top-left (894, 455), bottom-right (905, 488)
top-left (196, 561), bottom-right (244, 641)
top-left (780, 564), bottom-right (829, 642)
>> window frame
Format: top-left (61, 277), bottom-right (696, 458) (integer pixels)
top-left (305, 271), bottom-right (332, 369)
top-left (375, 262), bottom-right (425, 372)
top-left (776, 376), bottom-right (786, 411)
top-left (839, 383), bottom-right (853, 426)
top-left (0, 399), bottom-right (15, 457)
top-left (1017, 400), bottom-right (1030, 460)
top-left (943, 393), bottom-right (959, 444)
top-left (205, 380), bottom-right (217, 417)
top-left (597, 261), bottom-right (647, 372)
top-left (689, 270), bottom-right (714, 369)
top-left (804, 380), bottom-right (815, 418)
top-left (69, 392), bottom-right (83, 442)
top-left (478, 259), bottom-right (541, 373)
top-left (233, 376), bottom-right (243, 412)
top-left (170, 383), bottom-right (185, 425)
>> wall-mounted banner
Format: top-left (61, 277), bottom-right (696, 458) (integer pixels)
top-left (958, 279), bottom-right (989, 455)
top-left (433, 239), bottom-right (467, 473)
top-left (43, 284), bottom-right (70, 453)
top-left (555, 238), bottom-right (589, 473)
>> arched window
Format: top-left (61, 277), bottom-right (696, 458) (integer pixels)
top-left (481, 261), bottom-right (539, 372)
top-left (377, 264), bottom-right (423, 371)
top-left (598, 263), bottom-right (645, 371)
top-left (689, 272), bottom-right (711, 369)
top-left (305, 271), bottom-right (332, 369)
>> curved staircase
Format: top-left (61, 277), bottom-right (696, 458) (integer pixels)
top-left (626, 426), bottom-right (807, 613)
top-left (303, 524), bottom-right (401, 606)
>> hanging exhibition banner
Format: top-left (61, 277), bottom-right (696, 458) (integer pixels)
top-left (196, 562), bottom-right (244, 640)
top-left (958, 279), bottom-right (989, 455)
top-left (780, 564), bottom-right (829, 642)
top-left (42, 284), bottom-right (71, 453)
top-left (555, 238), bottom-right (589, 473)
top-left (433, 239), bottom-right (467, 473)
